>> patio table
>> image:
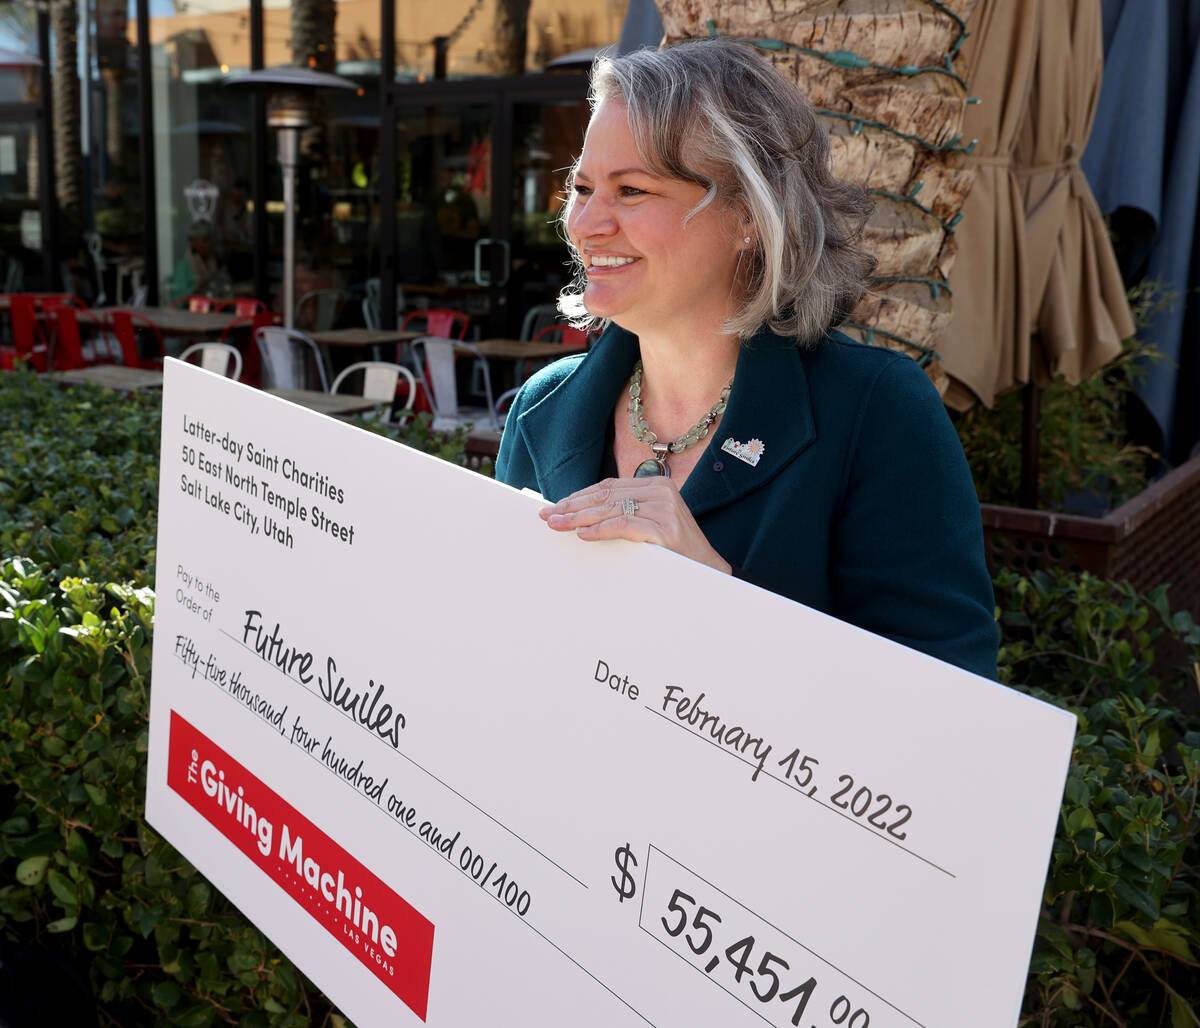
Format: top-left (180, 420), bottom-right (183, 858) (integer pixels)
top-left (464, 337), bottom-right (589, 393)
top-left (309, 326), bottom-right (421, 368)
top-left (309, 328), bottom-right (421, 349)
top-left (466, 338), bottom-right (587, 361)
top-left (266, 388), bottom-right (384, 418)
top-left (98, 306), bottom-right (238, 338)
top-left (51, 365), bottom-right (164, 392)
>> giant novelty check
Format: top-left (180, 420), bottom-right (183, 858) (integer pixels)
top-left (146, 359), bottom-right (1075, 1028)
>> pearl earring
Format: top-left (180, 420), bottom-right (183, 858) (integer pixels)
top-left (743, 235), bottom-right (751, 244)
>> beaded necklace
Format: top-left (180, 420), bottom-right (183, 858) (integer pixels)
top-left (626, 360), bottom-right (733, 477)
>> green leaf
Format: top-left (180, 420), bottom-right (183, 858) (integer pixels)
top-left (1061, 983), bottom-right (1081, 1010)
top-left (1066, 806), bottom-right (1097, 834)
top-left (1038, 919), bottom-right (1074, 960)
top-left (46, 868), bottom-right (77, 907)
top-left (1170, 992), bottom-right (1197, 1028)
top-left (1115, 919), bottom-right (1197, 962)
top-left (15, 854), bottom-right (49, 885)
top-left (152, 980), bottom-right (181, 1009)
top-left (66, 829), bottom-right (88, 862)
top-left (46, 915), bottom-right (78, 933)
top-left (175, 1003), bottom-right (216, 1028)
top-left (1113, 881), bottom-right (1160, 921)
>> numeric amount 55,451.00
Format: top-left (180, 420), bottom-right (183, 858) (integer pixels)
top-left (662, 888), bottom-right (871, 1028)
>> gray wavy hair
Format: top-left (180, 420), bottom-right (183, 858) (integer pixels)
top-left (558, 37), bottom-right (874, 344)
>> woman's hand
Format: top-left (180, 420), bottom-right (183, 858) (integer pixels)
top-left (540, 478), bottom-right (732, 574)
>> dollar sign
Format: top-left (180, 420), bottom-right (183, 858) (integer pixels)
top-left (611, 844), bottom-right (638, 902)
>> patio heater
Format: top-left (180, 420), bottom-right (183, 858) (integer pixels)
top-left (226, 67), bottom-right (356, 328)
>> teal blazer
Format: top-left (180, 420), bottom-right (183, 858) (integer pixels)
top-left (497, 324), bottom-right (999, 680)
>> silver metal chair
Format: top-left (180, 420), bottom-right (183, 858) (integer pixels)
top-left (254, 326), bottom-right (329, 391)
top-left (294, 288), bottom-right (344, 332)
top-left (178, 342), bottom-right (243, 380)
top-left (361, 277), bottom-right (406, 331)
top-left (494, 385), bottom-right (520, 427)
top-left (411, 336), bottom-right (498, 431)
top-left (331, 360), bottom-right (417, 420)
top-left (520, 302), bottom-right (560, 341)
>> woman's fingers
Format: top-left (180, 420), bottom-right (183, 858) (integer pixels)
top-left (539, 478), bottom-right (627, 520)
top-left (540, 478), bottom-right (731, 575)
top-left (542, 478), bottom-right (672, 530)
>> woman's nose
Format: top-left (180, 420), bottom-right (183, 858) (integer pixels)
top-left (570, 197), bottom-right (617, 241)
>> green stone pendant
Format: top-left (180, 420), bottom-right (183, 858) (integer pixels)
top-left (633, 442), bottom-right (671, 478)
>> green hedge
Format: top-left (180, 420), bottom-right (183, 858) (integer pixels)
top-left (996, 571), bottom-right (1200, 1025)
top-left (0, 560), bottom-right (339, 1026)
top-left (1, 370), bottom-right (1198, 1026)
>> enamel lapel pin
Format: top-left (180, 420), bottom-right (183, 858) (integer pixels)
top-left (721, 437), bottom-right (765, 467)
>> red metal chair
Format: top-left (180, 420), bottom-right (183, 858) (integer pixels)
top-left (517, 323), bottom-right (591, 381)
top-left (531, 323), bottom-right (590, 347)
top-left (1, 294), bottom-right (51, 371)
top-left (38, 294), bottom-right (90, 311)
top-left (109, 310), bottom-right (166, 369)
top-left (398, 308), bottom-right (469, 366)
top-left (400, 308), bottom-right (469, 339)
top-left (224, 298), bottom-right (268, 316)
top-left (51, 306), bottom-right (117, 370)
top-left (171, 295), bottom-right (216, 312)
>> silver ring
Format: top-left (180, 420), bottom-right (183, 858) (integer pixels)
top-left (622, 497), bottom-right (639, 517)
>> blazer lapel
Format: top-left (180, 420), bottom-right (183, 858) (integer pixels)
top-left (514, 324), bottom-right (817, 512)
top-left (681, 332), bottom-right (817, 518)
top-left (516, 326), bottom-right (640, 501)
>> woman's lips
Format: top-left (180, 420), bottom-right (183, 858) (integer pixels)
top-left (586, 255), bottom-right (639, 270)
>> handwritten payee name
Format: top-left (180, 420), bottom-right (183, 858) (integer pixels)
top-left (241, 609), bottom-right (406, 748)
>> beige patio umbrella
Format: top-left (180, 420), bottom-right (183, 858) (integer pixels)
top-left (934, 0), bottom-right (1134, 409)
top-left (930, 0), bottom-right (1037, 409)
top-left (1015, 0), bottom-right (1132, 388)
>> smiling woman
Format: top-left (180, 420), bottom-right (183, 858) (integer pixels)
top-left (496, 38), bottom-right (999, 680)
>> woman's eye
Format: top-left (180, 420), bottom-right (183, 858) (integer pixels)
top-left (571, 183), bottom-right (592, 197)
top-left (619, 186), bottom-right (645, 197)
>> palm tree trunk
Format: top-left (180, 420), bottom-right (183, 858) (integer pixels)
top-left (493, 0), bottom-right (532, 75)
top-left (50, 0), bottom-right (83, 232)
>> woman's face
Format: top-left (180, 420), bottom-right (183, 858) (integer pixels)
top-left (566, 98), bottom-right (746, 337)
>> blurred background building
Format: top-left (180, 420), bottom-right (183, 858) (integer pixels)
top-left (0, 0), bottom-right (638, 334)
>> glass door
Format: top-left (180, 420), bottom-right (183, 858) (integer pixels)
top-left (0, 115), bottom-right (40, 292)
top-left (389, 74), bottom-right (589, 337)
top-left (392, 99), bottom-right (497, 327)
top-left (506, 97), bottom-right (590, 333)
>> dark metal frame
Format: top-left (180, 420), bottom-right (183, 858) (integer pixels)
top-left (379, 0), bottom-right (397, 329)
top-left (36, 8), bottom-right (56, 289)
top-left (135, 0), bottom-right (158, 304)
top-left (250, 0), bottom-right (268, 305)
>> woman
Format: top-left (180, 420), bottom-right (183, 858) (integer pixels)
top-left (496, 38), bottom-right (998, 679)
top-left (170, 223), bottom-right (221, 302)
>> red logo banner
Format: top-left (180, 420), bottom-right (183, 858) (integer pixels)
top-left (167, 710), bottom-right (435, 1019)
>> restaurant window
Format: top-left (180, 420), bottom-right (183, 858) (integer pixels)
top-left (0, 1), bottom-right (44, 291)
top-left (509, 98), bottom-right (588, 313)
top-left (0, 51), bottom-right (39, 292)
top-left (87, 0), bottom-right (146, 303)
top-left (266, 0), bottom-right (380, 313)
top-left (133, 0), bottom-right (254, 305)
